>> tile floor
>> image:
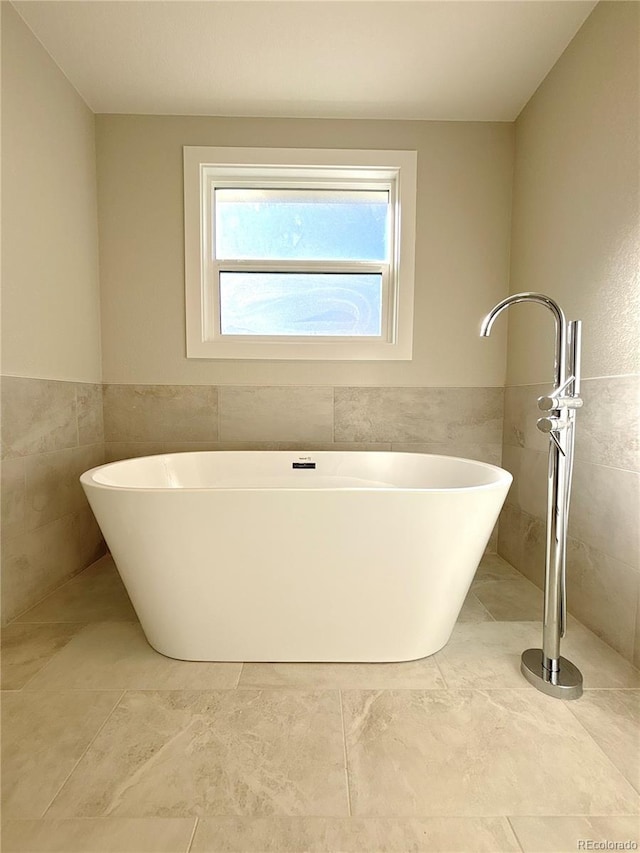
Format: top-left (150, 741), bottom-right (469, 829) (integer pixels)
top-left (1, 553), bottom-right (639, 853)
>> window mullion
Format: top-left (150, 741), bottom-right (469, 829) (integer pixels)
top-left (214, 259), bottom-right (387, 274)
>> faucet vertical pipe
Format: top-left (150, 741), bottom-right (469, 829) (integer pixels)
top-left (481, 292), bottom-right (582, 699)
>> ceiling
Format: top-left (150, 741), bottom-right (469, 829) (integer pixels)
top-left (14, 0), bottom-right (598, 121)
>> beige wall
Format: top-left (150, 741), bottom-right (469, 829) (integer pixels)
top-left (96, 115), bottom-right (514, 387)
top-left (506, 0), bottom-right (639, 385)
top-left (499, 1), bottom-right (640, 664)
top-left (1, 2), bottom-right (102, 383)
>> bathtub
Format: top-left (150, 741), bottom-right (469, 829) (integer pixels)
top-left (80, 451), bottom-right (511, 662)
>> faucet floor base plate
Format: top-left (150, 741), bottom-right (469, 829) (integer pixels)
top-left (521, 648), bottom-right (583, 700)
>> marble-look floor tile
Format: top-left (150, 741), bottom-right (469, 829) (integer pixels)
top-left (342, 689), bottom-right (640, 816)
top-left (473, 578), bottom-right (544, 621)
top-left (2, 690), bottom-right (121, 818)
top-left (509, 816), bottom-right (640, 853)
top-left (1, 622), bottom-right (85, 690)
top-left (47, 690), bottom-right (349, 818)
top-left (436, 622), bottom-right (542, 688)
top-left (1, 818), bottom-right (196, 852)
top-left (456, 591), bottom-right (494, 622)
top-left (566, 689), bottom-right (640, 792)
top-left (16, 555), bottom-right (137, 623)
top-left (472, 553), bottom-right (523, 586)
top-left (191, 816), bottom-right (520, 852)
top-left (26, 622), bottom-right (242, 691)
top-left (560, 621), bottom-right (640, 689)
top-left (239, 657), bottom-right (445, 690)
top-left (437, 621), bottom-right (640, 690)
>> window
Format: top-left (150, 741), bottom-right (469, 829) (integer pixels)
top-left (183, 147), bottom-right (417, 359)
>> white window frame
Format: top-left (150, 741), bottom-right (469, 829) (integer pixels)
top-left (183, 146), bottom-right (417, 360)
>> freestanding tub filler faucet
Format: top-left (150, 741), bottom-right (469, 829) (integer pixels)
top-left (481, 292), bottom-right (583, 700)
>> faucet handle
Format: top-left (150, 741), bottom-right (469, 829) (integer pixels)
top-left (538, 395), bottom-right (583, 412)
top-left (537, 416), bottom-right (567, 433)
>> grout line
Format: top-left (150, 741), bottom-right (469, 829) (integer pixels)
top-left (332, 386), bottom-right (336, 443)
top-left (338, 689), bottom-right (353, 817)
top-left (74, 384), bottom-right (81, 448)
top-left (186, 816), bottom-right (199, 853)
top-left (432, 653), bottom-right (450, 689)
top-left (40, 688), bottom-right (127, 819)
top-left (505, 816), bottom-right (526, 853)
top-left (215, 384), bottom-right (221, 444)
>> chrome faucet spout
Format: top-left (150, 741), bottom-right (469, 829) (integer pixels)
top-left (480, 292), bottom-right (567, 387)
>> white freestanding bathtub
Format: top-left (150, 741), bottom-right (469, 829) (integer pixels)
top-left (80, 451), bottom-right (511, 662)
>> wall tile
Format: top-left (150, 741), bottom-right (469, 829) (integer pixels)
top-left (73, 507), bottom-right (106, 572)
top-left (577, 376), bottom-right (640, 472)
top-left (76, 383), bottom-right (104, 446)
top-left (503, 377), bottom-right (640, 472)
top-left (2, 457), bottom-right (26, 540)
top-left (1, 377), bottom-right (77, 459)
top-left (335, 387), bottom-right (503, 444)
top-left (219, 386), bottom-right (334, 442)
top-left (566, 538), bottom-right (639, 660)
top-left (104, 441), bottom-right (220, 463)
top-left (501, 444), bottom-right (548, 519)
top-left (25, 444), bottom-right (104, 531)
top-left (392, 442), bottom-right (502, 466)
top-left (499, 502), bottom-right (640, 663)
top-left (0, 377), bottom-right (106, 623)
top-left (634, 585), bottom-right (640, 670)
top-left (570, 461), bottom-right (639, 570)
top-left (2, 514), bottom-right (84, 624)
top-left (501, 376), bottom-right (640, 664)
top-left (497, 503), bottom-right (545, 589)
top-left (502, 384), bottom-right (548, 452)
top-left (103, 384), bottom-right (217, 442)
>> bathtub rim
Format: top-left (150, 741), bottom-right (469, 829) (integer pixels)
top-left (80, 450), bottom-right (512, 494)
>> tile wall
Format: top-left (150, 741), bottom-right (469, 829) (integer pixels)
top-left (498, 376), bottom-right (640, 665)
top-left (102, 383), bottom-right (504, 555)
top-left (102, 384), bottom-right (503, 461)
top-left (1, 377), bottom-right (106, 623)
top-left (2, 380), bottom-right (504, 624)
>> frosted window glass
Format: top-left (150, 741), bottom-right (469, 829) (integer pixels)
top-left (219, 272), bottom-right (383, 336)
top-left (215, 189), bottom-right (388, 261)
